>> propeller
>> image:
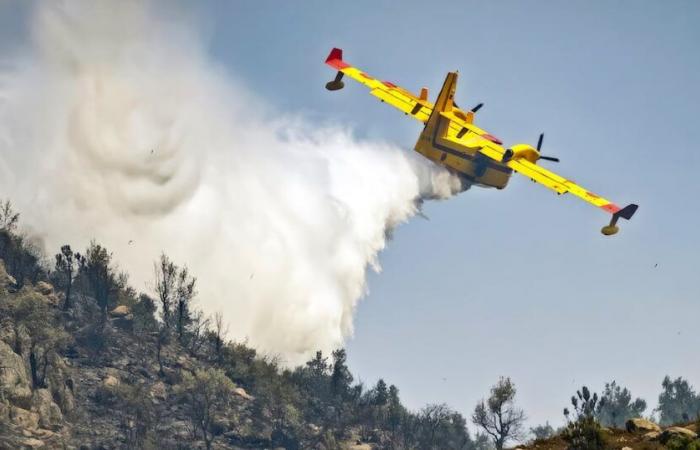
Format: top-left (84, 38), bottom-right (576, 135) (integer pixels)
top-left (470, 102), bottom-right (484, 113)
top-left (536, 133), bottom-right (560, 163)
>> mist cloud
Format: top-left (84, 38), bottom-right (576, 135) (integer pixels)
top-left (0, 1), bottom-right (462, 362)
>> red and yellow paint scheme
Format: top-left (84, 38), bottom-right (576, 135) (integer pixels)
top-left (324, 48), bottom-right (638, 235)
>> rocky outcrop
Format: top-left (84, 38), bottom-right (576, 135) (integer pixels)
top-left (31, 389), bottom-right (63, 430)
top-left (659, 426), bottom-right (698, 443)
top-left (102, 375), bottom-right (120, 388)
top-left (9, 406), bottom-right (40, 430)
top-left (625, 417), bottom-right (661, 433)
top-left (234, 386), bottom-right (254, 401)
top-left (0, 259), bottom-right (17, 290)
top-left (34, 281), bottom-right (53, 296)
top-left (109, 305), bottom-right (131, 318)
top-left (0, 340), bottom-right (32, 408)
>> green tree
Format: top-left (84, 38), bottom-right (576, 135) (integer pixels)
top-left (178, 368), bottom-right (237, 450)
top-left (656, 376), bottom-right (700, 425)
top-left (330, 349), bottom-right (352, 398)
top-left (417, 403), bottom-right (473, 450)
top-left (530, 422), bottom-right (555, 440)
top-left (595, 380), bottom-right (647, 428)
top-left (562, 386), bottom-right (607, 450)
top-left (472, 377), bottom-right (526, 450)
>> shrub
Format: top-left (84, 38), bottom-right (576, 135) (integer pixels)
top-left (562, 386), bottom-right (608, 450)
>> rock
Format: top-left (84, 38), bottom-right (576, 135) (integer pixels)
top-left (150, 381), bottom-right (167, 400)
top-left (626, 417), bottom-right (661, 433)
top-left (21, 437), bottom-right (45, 448)
top-left (35, 281), bottom-right (54, 296)
top-left (643, 431), bottom-right (661, 441)
top-left (109, 305), bottom-right (130, 317)
top-left (234, 386), bottom-right (254, 400)
top-left (10, 407), bottom-right (40, 430)
top-left (31, 389), bottom-right (63, 430)
top-left (34, 429), bottom-right (54, 439)
top-left (102, 375), bottom-right (119, 388)
top-left (0, 340), bottom-right (32, 407)
top-left (659, 426), bottom-right (698, 443)
top-left (0, 259), bottom-right (17, 289)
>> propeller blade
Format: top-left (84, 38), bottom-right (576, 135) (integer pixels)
top-left (470, 103), bottom-right (484, 113)
top-left (536, 133), bottom-right (544, 151)
top-left (539, 156), bottom-right (560, 163)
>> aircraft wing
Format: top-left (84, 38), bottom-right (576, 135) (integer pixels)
top-left (475, 141), bottom-right (637, 232)
top-left (325, 48), bottom-right (434, 123)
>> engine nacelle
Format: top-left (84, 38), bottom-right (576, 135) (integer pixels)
top-left (507, 144), bottom-right (540, 163)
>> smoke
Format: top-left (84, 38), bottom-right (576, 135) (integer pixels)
top-left (0, 1), bottom-right (461, 362)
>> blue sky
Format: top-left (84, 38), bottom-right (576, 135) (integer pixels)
top-left (204, 1), bottom-right (700, 427)
top-left (2, 0), bottom-right (699, 429)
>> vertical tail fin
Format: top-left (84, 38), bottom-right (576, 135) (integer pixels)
top-left (423, 72), bottom-right (459, 136)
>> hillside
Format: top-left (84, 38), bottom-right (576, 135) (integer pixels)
top-left (0, 209), bottom-right (485, 450)
top-left (0, 207), bottom-right (699, 450)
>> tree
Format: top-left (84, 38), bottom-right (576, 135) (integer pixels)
top-left (373, 378), bottom-right (389, 407)
top-left (417, 403), bottom-right (473, 450)
top-left (530, 422), bottom-right (555, 441)
top-left (562, 386), bottom-right (607, 450)
top-left (82, 242), bottom-right (119, 322)
top-left (152, 253), bottom-right (196, 341)
top-left (306, 350), bottom-right (329, 378)
top-left (208, 311), bottom-right (227, 364)
top-left (0, 204), bottom-right (44, 288)
top-left (595, 380), bottom-right (647, 428)
top-left (472, 377), bottom-right (526, 450)
top-left (178, 368), bottom-right (237, 450)
top-left (656, 376), bottom-right (700, 425)
top-left (174, 265), bottom-right (196, 341)
top-left (0, 200), bottom-right (19, 232)
top-left (154, 253), bottom-right (177, 329)
top-left (330, 349), bottom-right (353, 398)
top-left (54, 245), bottom-right (83, 310)
top-left (387, 384), bottom-right (404, 443)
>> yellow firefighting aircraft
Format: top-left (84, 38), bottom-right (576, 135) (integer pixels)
top-left (324, 48), bottom-right (638, 235)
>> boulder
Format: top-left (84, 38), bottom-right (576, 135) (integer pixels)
top-left (150, 381), bottom-right (167, 400)
top-left (102, 375), bottom-right (120, 388)
top-left (10, 406), bottom-right (40, 430)
top-left (643, 431), bottom-right (661, 441)
top-left (30, 389), bottom-right (63, 430)
top-left (234, 386), bottom-right (254, 400)
top-left (109, 305), bottom-right (131, 317)
top-left (626, 417), bottom-right (661, 433)
top-left (0, 340), bottom-right (32, 407)
top-left (21, 437), bottom-right (45, 449)
top-left (659, 426), bottom-right (698, 443)
top-left (35, 281), bottom-right (54, 296)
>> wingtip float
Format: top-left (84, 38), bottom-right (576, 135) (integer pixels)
top-left (324, 47), bottom-right (638, 236)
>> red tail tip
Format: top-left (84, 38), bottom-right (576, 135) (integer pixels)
top-left (326, 47), bottom-right (343, 63)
